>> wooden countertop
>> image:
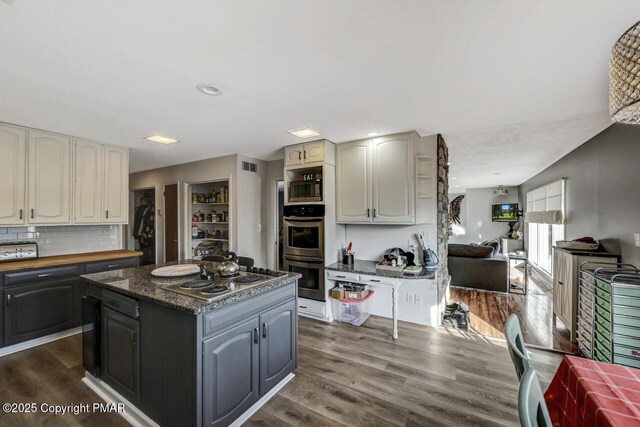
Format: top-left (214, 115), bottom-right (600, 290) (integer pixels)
top-left (0, 250), bottom-right (143, 273)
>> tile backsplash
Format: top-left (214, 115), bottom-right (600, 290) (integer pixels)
top-left (0, 225), bottom-right (122, 256)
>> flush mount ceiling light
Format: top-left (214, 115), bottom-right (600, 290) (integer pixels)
top-left (451, 177), bottom-right (457, 180)
top-left (493, 185), bottom-right (508, 196)
top-left (288, 127), bottom-right (320, 139)
top-left (367, 132), bottom-right (379, 137)
top-left (144, 135), bottom-right (179, 144)
top-left (196, 84), bottom-right (221, 96)
top-left (610, 20), bottom-right (640, 124)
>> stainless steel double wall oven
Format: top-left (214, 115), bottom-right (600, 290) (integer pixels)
top-left (283, 204), bottom-right (325, 301)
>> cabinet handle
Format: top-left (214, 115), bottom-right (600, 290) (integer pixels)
top-left (336, 275), bottom-right (346, 278)
top-left (298, 152), bottom-right (302, 160)
top-left (105, 210), bottom-right (109, 219)
top-left (367, 209), bottom-right (370, 217)
top-left (373, 209), bottom-right (376, 218)
top-left (107, 264), bottom-right (119, 268)
top-left (6, 294), bottom-right (10, 306)
top-left (130, 330), bottom-right (136, 345)
top-left (263, 322), bottom-right (268, 338)
top-left (299, 305), bottom-right (308, 309)
top-left (304, 151), bottom-right (307, 160)
top-left (19, 209), bottom-right (22, 220)
top-left (253, 327), bottom-right (259, 344)
top-left (37, 273), bottom-right (52, 278)
top-left (370, 279), bottom-right (381, 283)
top-left (30, 208), bottom-right (34, 219)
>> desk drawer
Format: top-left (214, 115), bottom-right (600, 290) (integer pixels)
top-left (5, 265), bottom-right (81, 286)
top-left (326, 271), bottom-right (360, 282)
top-left (358, 274), bottom-right (395, 287)
top-left (102, 289), bottom-right (139, 319)
top-left (297, 298), bottom-right (326, 318)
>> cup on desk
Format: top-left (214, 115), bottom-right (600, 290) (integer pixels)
top-left (342, 253), bottom-right (354, 265)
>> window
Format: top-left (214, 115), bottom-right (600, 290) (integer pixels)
top-left (526, 180), bottom-right (565, 276)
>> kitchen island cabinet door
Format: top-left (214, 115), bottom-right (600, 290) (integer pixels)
top-left (336, 140), bottom-right (372, 223)
top-left (28, 130), bottom-right (71, 224)
top-left (102, 307), bottom-right (140, 404)
top-left (259, 299), bottom-right (296, 394)
top-left (0, 124), bottom-right (27, 225)
top-left (203, 317), bottom-right (259, 427)
top-left (4, 278), bottom-right (80, 346)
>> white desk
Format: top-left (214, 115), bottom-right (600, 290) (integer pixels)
top-left (325, 261), bottom-right (442, 339)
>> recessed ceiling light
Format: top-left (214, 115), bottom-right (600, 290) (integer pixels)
top-left (288, 127), bottom-right (320, 139)
top-left (455, 185), bottom-right (460, 188)
top-left (451, 177), bottom-right (457, 180)
top-left (493, 172), bottom-right (502, 175)
top-left (144, 135), bottom-right (179, 144)
top-left (447, 162), bottom-right (453, 166)
top-left (196, 84), bottom-right (221, 96)
top-left (367, 132), bottom-right (379, 137)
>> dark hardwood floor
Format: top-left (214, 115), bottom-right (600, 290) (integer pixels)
top-left (0, 316), bottom-right (562, 426)
top-left (0, 333), bottom-right (129, 427)
top-left (247, 316), bottom-right (562, 427)
top-left (449, 264), bottom-right (577, 353)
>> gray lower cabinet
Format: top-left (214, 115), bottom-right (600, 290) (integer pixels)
top-left (3, 277), bottom-right (81, 346)
top-left (259, 299), bottom-right (296, 393)
top-left (203, 317), bottom-right (260, 427)
top-left (203, 298), bottom-right (296, 427)
top-left (102, 306), bottom-right (140, 404)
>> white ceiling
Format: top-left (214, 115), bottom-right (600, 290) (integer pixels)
top-left (0, 1), bottom-right (637, 183)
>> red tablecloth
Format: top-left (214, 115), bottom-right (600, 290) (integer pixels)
top-left (544, 355), bottom-right (640, 427)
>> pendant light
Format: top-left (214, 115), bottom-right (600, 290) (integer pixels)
top-left (609, 21), bottom-right (640, 124)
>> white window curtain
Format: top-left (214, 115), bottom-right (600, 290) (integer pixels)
top-left (525, 179), bottom-right (565, 275)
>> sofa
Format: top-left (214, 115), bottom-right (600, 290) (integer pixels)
top-left (448, 241), bottom-right (509, 292)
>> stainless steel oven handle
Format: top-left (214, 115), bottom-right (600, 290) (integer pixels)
top-left (283, 217), bottom-right (325, 222)
top-left (284, 254), bottom-right (324, 263)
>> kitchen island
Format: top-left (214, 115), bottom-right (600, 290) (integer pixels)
top-left (82, 260), bottom-right (300, 427)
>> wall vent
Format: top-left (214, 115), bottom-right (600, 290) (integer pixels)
top-left (242, 161), bottom-right (258, 173)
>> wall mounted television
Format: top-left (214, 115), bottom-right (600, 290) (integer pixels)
top-left (491, 203), bottom-right (519, 222)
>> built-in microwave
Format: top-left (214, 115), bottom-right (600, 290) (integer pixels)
top-left (288, 175), bottom-right (322, 203)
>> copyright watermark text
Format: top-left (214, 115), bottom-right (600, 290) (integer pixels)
top-left (3, 402), bottom-right (125, 415)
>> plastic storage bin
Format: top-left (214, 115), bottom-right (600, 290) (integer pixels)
top-left (331, 290), bottom-right (375, 326)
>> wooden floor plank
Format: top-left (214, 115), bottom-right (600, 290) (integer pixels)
top-left (449, 269), bottom-right (576, 353)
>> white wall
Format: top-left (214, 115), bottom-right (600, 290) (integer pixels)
top-left (448, 186), bottom-right (520, 244)
top-left (263, 160), bottom-right (284, 270)
top-left (129, 154), bottom-right (267, 266)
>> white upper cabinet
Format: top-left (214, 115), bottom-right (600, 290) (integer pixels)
top-left (372, 136), bottom-right (414, 223)
top-left (336, 141), bottom-right (371, 223)
top-left (336, 132), bottom-right (421, 225)
top-left (102, 145), bottom-right (128, 223)
top-left (0, 124), bottom-right (27, 225)
top-left (28, 131), bottom-right (71, 224)
top-left (284, 141), bottom-right (325, 167)
top-left (74, 139), bottom-right (104, 224)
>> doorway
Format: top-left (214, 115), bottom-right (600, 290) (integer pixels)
top-left (275, 180), bottom-right (284, 270)
top-left (164, 184), bottom-right (179, 262)
top-left (132, 189), bottom-right (156, 265)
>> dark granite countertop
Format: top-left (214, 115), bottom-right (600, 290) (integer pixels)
top-left (82, 260), bottom-right (301, 315)
top-left (325, 260), bottom-right (436, 280)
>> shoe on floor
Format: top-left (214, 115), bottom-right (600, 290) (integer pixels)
top-left (446, 301), bottom-right (469, 313)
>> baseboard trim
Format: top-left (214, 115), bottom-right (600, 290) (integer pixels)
top-left (0, 327), bottom-right (82, 358)
top-left (230, 372), bottom-right (295, 427)
top-left (82, 374), bottom-right (160, 427)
